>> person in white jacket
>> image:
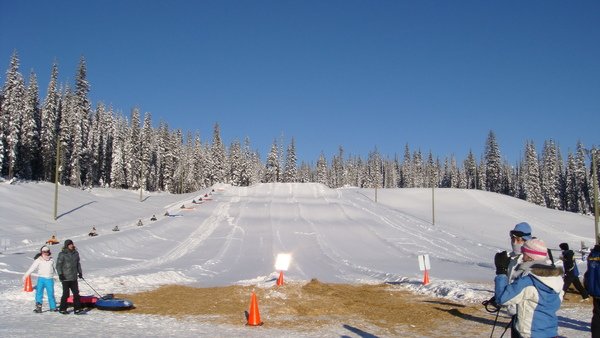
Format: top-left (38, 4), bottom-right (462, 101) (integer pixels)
top-left (24, 246), bottom-right (57, 313)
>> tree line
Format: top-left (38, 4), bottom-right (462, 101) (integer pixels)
top-left (1, 52), bottom-right (598, 215)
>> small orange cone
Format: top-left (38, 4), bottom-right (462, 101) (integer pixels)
top-left (423, 269), bottom-right (430, 285)
top-left (276, 271), bottom-right (284, 286)
top-left (24, 275), bottom-right (33, 292)
top-left (246, 292), bottom-right (263, 326)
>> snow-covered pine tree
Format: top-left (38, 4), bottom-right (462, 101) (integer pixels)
top-left (141, 112), bottom-right (154, 191)
top-left (182, 131), bottom-right (198, 192)
top-left (541, 139), bottom-right (562, 209)
top-left (110, 116), bottom-right (128, 188)
top-left (264, 140), bottom-right (279, 183)
top-left (210, 123), bottom-right (226, 185)
top-left (316, 153), bottom-right (328, 185)
top-left (240, 137), bottom-right (254, 186)
top-left (129, 107), bottom-right (141, 189)
top-left (18, 70), bottom-right (41, 179)
top-left (565, 152), bottom-right (579, 213)
top-left (329, 146), bottom-right (344, 188)
top-left (99, 105), bottom-right (115, 187)
top-left (463, 150), bottom-right (477, 189)
top-left (283, 138), bottom-right (298, 183)
top-left (69, 57), bottom-right (91, 187)
top-left (1, 51), bottom-right (26, 179)
top-left (228, 139), bottom-right (243, 186)
top-left (477, 157), bottom-right (486, 191)
top-left (171, 129), bottom-right (184, 193)
top-left (58, 85), bottom-right (74, 184)
top-left (400, 144), bottom-right (411, 188)
top-left (412, 149), bottom-right (424, 188)
top-left (383, 155), bottom-right (398, 188)
top-left (191, 132), bottom-right (206, 190)
top-left (298, 161), bottom-right (311, 183)
top-left (575, 142), bottom-right (591, 212)
top-left (484, 130), bottom-right (502, 193)
top-left (521, 141), bottom-right (544, 205)
top-left (40, 63), bottom-right (59, 181)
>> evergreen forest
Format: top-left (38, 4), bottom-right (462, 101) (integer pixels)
top-left (1, 52), bottom-right (598, 215)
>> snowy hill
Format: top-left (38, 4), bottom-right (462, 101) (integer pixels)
top-left (0, 181), bottom-right (595, 336)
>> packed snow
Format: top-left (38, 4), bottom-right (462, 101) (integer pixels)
top-left (0, 180), bottom-right (595, 337)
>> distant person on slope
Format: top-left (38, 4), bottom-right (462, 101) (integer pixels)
top-left (56, 239), bottom-right (83, 314)
top-left (494, 238), bottom-right (564, 338)
top-left (584, 242), bottom-right (600, 338)
top-left (24, 246), bottom-right (57, 313)
top-left (559, 242), bottom-right (589, 301)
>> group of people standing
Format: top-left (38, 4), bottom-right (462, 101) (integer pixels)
top-left (493, 221), bottom-right (600, 338)
top-left (23, 239), bottom-right (83, 314)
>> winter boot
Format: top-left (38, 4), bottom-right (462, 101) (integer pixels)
top-left (33, 303), bottom-right (42, 313)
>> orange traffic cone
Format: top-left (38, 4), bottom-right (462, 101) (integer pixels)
top-left (276, 271), bottom-right (284, 286)
top-left (24, 275), bottom-right (33, 292)
top-left (423, 269), bottom-right (430, 285)
top-left (246, 292), bottom-right (263, 326)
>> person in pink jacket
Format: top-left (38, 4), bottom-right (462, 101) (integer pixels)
top-left (24, 246), bottom-right (57, 313)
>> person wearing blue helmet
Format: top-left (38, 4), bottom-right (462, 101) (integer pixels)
top-left (493, 222), bottom-right (534, 338)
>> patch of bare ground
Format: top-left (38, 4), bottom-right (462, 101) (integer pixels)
top-left (119, 279), bottom-right (592, 337)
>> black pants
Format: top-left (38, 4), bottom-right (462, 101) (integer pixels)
top-left (563, 273), bottom-right (589, 299)
top-left (59, 280), bottom-right (81, 311)
top-left (593, 297), bottom-right (600, 338)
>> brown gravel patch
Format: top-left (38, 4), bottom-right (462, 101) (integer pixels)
top-left (118, 279), bottom-right (513, 336)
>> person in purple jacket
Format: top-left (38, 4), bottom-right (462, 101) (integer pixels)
top-left (494, 238), bottom-right (564, 338)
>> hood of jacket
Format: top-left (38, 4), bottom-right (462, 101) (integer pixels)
top-left (529, 263), bottom-right (564, 294)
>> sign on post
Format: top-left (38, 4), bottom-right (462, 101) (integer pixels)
top-left (418, 254), bottom-right (430, 271)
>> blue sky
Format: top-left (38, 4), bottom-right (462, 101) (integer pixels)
top-left (1, 1), bottom-right (599, 165)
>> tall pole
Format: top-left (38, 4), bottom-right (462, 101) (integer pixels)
top-left (431, 167), bottom-right (435, 226)
top-left (53, 137), bottom-right (60, 221)
top-left (432, 184), bottom-right (435, 225)
top-left (593, 150), bottom-right (599, 244)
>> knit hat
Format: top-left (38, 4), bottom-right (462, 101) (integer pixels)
top-left (64, 239), bottom-right (74, 248)
top-left (511, 222), bottom-right (533, 240)
top-left (559, 242), bottom-right (569, 250)
top-left (521, 238), bottom-right (548, 261)
top-left (41, 246), bottom-right (50, 252)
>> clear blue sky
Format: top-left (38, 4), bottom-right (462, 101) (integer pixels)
top-left (1, 1), bottom-right (599, 165)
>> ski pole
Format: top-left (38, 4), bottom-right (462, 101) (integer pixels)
top-left (80, 277), bottom-right (104, 298)
top-left (490, 310), bottom-right (500, 338)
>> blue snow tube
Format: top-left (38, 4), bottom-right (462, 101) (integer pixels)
top-left (95, 297), bottom-right (135, 311)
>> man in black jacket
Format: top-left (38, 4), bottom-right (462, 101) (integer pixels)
top-left (56, 239), bottom-right (83, 314)
top-left (560, 242), bottom-right (589, 301)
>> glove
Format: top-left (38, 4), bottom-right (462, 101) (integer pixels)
top-left (59, 274), bottom-right (65, 281)
top-left (78, 273), bottom-right (83, 279)
top-left (494, 251), bottom-right (510, 275)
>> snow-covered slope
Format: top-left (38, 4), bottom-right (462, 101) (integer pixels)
top-left (0, 181), bottom-right (595, 336)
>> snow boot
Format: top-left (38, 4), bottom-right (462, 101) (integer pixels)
top-left (33, 303), bottom-right (42, 313)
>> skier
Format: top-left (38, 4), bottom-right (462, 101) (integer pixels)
top-left (137, 219), bottom-right (143, 226)
top-left (584, 242), bottom-right (600, 338)
top-left (88, 226), bottom-right (97, 237)
top-left (559, 242), bottom-right (589, 301)
top-left (491, 222), bottom-right (534, 337)
top-left (112, 225), bottom-right (120, 232)
top-left (150, 215), bottom-right (157, 221)
top-left (24, 246), bottom-right (57, 313)
top-left (494, 238), bottom-right (564, 338)
top-left (56, 239), bottom-right (84, 314)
